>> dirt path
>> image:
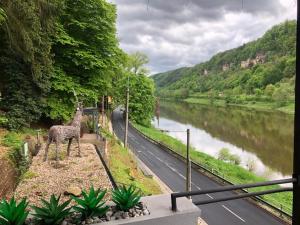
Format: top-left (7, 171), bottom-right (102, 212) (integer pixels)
top-left (14, 142), bottom-right (112, 206)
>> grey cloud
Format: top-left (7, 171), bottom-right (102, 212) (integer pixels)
top-left (113, 0), bottom-right (296, 73)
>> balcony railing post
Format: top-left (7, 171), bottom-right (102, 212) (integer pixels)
top-left (294, 1), bottom-right (300, 225)
top-left (171, 193), bottom-right (177, 212)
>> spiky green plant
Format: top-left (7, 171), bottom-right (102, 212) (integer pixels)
top-left (112, 185), bottom-right (141, 211)
top-left (72, 186), bottom-right (108, 219)
top-left (31, 194), bottom-right (72, 225)
top-left (0, 197), bottom-right (29, 225)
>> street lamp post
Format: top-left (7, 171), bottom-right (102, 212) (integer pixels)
top-left (186, 128), bottom-right (191, 197)
top-left (160, 128), bottom-right (191, 194)
top-left (124, 76), bottom-right (129, 148)
top-left (293, 1), bottom-right (300, 224)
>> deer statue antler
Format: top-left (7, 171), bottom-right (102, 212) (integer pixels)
top-left (72, 88), bottom-right (79, 105)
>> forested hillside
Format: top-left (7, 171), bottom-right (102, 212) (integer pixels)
top-left (0, 0), bottom-right (154, 129)
top-left (153, 20), bottom-right (296, 112)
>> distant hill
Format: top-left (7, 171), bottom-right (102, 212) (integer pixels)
top-left (152, 20), bottom-right (296, 105)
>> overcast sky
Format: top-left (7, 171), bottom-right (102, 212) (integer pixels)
top-left (109, 0), bottom-right (296, 74)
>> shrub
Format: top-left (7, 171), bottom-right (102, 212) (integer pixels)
top-left (0, 197), bottom-right (29, 225)
top-left (112, 185), bottom-right (141, 211)
top-left (72, 186), bottom-right (108, 220)
top-left (31, 195), bottom-right (72, 225)
top-left (218, 148), bottom-right (231, 161)
top-left (229, 154), bottom-right (241, 165)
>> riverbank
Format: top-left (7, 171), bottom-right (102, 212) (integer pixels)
top-left (183, 97), bottom-right (295, 114)
top-left (133, 123), bottom-right (292, 215)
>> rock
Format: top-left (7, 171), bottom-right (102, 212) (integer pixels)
top-left (143, 209), bottom-right (149, 215)
top-left (86, 218), bottom-right (93, 224)
top-left (122, 212), bottom-right (129, 219)
top-left (110, 216), bottom-right (115, 221)
top-left (93, 217), bottom-right (101, 223)
top-left (106, 211), bottom-right (113, 217)
top-left (114, 211), bottom-right (122, 220)
top-left (64, 186), bottom-right (82, 197)
top-left (61, 221), bottom-right (68, 225)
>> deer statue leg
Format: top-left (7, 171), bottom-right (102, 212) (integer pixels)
top-left (67, 138), bottom-right (73, 157)
top-left (55, 141), bottom-right (59, 168)
top-left (43, 139), bottom-right (51, 162)
top-left (76, 137), bottom-right (81, 157)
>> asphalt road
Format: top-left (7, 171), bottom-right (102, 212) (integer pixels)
top-left (112, 109), bottom-right (285, 225)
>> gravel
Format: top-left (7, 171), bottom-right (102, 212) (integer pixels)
top-left (14, 142), bottom-right (112, 206)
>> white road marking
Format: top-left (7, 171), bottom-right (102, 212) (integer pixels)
top-left (194, 185), bottom-right (214, 199)
top-left (165, 163), bottom-right (186, 179)
top-left (206, 194), bottom-right (214, 199)
top-left (149, 151), bottom-right (165, 163)
top-left (222, 205), bottom-right (246, 223)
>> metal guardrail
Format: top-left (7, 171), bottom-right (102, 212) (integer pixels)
top-left (129, 123), bottom-right (293, 217)
top-left (171, 178), bottom-right (295, 211)
top-left (94, 144), bottom-right (118, 189)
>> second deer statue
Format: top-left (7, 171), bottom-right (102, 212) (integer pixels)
top-left (43, 103), bottom-right (83, 163)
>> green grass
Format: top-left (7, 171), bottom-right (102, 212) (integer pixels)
top-left (0, 128), bottom-right (45, 178)
top-left (184, 97), bottom-right (295, 114)
top-left (134, 123), bottom-right (293, 215)
top-left (1, 131), bottom-right (23, 150)
top-left (100, 126), bottom-right (162, 196)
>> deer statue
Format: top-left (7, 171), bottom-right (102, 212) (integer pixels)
top-left (43, 103), bottom-right (83, 163)
top-left (44, 90), bottom-right (83, 164)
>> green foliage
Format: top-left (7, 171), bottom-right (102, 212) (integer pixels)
top-left (0, 0), bottom-right (127, 128)
top-left (0, 0), bottom-right (57, 129)
top-left (218, 148), bottom-right (231, 161)
top-left (31, 195), bottom-right (72, 225)
top-left (0, 7), bottom-right (6, 24)
top-left (126, 52), bottom-right (150, 75)
top-left (3, 132), bottom-right (29, 176)
top-left (115, 73), bottom-right (155, 126)
top-left (0, 114), bottom-right (8, 127)
top-left (49, 0), bottom-right (125, 121)
top-left (0, 197), bottom-right (29, 225)
top-left (72, 186), bottom-right (108, 220)
top-left (112, 185), bottom-right (141, 212)
top-left (153, 20), bottom-right (296, 108)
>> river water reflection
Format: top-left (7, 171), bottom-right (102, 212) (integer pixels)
top-left (152, 100), bottom-right (294, 180)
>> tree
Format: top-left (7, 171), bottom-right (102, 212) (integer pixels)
top-left (115, 72), bottom-right (155, 127)
top-left (0, 0), bottom-right (57, 129)
top-left (272, 83), bottom-right (293, 106)
top-left (127, 52), bottom-right (150, 75)
top-left (47, 0), bottom-right (125, 121)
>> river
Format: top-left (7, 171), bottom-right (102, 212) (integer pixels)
top-left (152, 100), bottom-right (294, 181)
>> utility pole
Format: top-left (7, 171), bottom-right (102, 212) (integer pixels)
top-left (293, 1), bottom-right (300, 224)
top-left (124, 76), bottom-right (129, 148)
top-left (186, 128), bottom-right (191, 196)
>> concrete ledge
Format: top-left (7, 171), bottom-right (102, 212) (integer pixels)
top-left (97, 194), bottom-right (201, 225)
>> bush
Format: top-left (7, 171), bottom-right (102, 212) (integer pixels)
top-left (31, 195), bottom-right (72, 225)
top-left (0, 197), bottom-right (29, 225)
top-left (72, 186), bottom-right (108, 220)
top-left (229, 154), bottom-right (241, 165)
top-left (218, 148), bottom-right (231, 161)
top-left (112, 185), bottom-right (141, 212)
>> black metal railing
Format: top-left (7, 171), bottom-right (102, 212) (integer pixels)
top-left (171, 178), bottom-right (296, 212)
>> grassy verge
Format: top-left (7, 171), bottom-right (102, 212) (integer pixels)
top-left (100, 128), bottom-right (162, 196)
top-left (134, 123), bottom-right (293, 215)
top-left (184, 97), bottom-right (295, 114)
top-left (0, 128), bottom-right (44, 177)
